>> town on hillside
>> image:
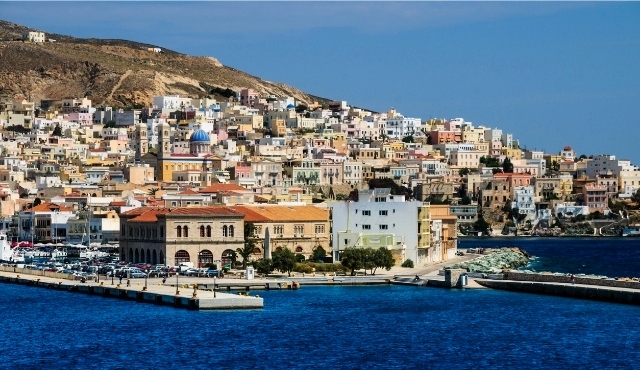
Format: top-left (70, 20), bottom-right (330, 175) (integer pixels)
top-left (1, 87), bottom-right (640, 271)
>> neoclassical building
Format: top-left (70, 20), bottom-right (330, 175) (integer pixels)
top-left (119, 206), bottom-right (244, 267)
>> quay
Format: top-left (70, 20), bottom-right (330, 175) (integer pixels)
top-left (0, 268), bottom-right (263, 310)
top-left (475, 271), bottom-right (640, 306)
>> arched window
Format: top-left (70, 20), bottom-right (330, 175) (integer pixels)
top-left (295, 246), bottom-right (304, 253)
top-left (206, 225), bottom-right (211, 237)
top-left (229, 225), bottom-right (234, 237)
top-left (175, 250), bottom-right (190, 265)
top-left (176, 226), bottom-right (182, 238)
top-left (183, 226), bottom-right (189, 238)
top-left (222, 225), bottom-right (228, 237)
top-left (200, 225), bottom-right (205, 237)
top-left (253, 247), bottom-right (261, 254)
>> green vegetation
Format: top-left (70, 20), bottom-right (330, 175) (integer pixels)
top-left (339, 247), bottom-right (394, 275)
top-left (368, 178), bottom-right (412, 199)
top-left (401, 259), bottom-right (414, 268)
top-left (502, 157), bottom-right (514, 173)
top-left (479, 156), bottom-right (500, 167)
top-left (272, 248), bottom-right (297, 277)
top-left (52, 123), bottom-right (62, 137)
top-left (209, 87), bottom-right (236, 98)
top-left (236, 222), bottom-right (258, 269)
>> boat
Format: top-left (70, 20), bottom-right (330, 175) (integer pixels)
top-left (622, 225), bottom-right (640, 237)
top-left (0, 232), bottom-right (25, 263)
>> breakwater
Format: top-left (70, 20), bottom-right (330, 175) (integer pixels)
top-left (450, 247), bottom-right (531, 274)
top-left (476, 271), bottom-right (640, 305)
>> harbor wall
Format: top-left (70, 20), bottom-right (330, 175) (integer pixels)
top-left (504, 271), bottom-right (640, 290)
top-left (477, 279), bottom-right (640, 305)
top-left (0, 265), bottom-right (76, 280)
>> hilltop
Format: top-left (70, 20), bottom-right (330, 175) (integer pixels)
top-left (0, 20), bottom-right (329, 108)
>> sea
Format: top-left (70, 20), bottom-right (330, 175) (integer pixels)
top-left (1, 237), bottom-right (639, 369)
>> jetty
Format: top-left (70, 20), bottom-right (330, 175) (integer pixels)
top-left (475, 271), bottom-right (640, 305)
top-left (0, 267), bottom-right (263, 310)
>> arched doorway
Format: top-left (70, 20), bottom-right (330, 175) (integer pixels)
top-left (152, 250), bottom-right (158, 265)
top-left (134, 249), bottom-right (140, 263)
top-left (146, 249), bottom-right (151, 263)
top-left (221, 249), bottom-right (235, 269)
top-left (160, 251), bottom-right (165, 266)
top-left (295, 246), bottom-right (304, 253)
top-left (175, 250), bottom-right (190, 265)
top-left (128, 249), bottom-right (133, 263)
top-left (199, 249), bottom-right (213, 268)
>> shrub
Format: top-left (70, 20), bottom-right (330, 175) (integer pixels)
top-left (401, 259), bottom-right (414, 268)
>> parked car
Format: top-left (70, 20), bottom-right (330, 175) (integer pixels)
top-left (205, 269), bottom-right (219, 277)
top-left (130, 271), bottom-right (147, 278)
top-left (147, 269), bottom-right (168, 278)
top-left (183, 268), bottom-right (200, 277)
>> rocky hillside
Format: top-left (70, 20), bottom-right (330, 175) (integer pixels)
top-left (0, 20), bottom-right (329, 108)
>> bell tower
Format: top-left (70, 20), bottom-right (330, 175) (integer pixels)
top-left (157, 122), bottom-right (171, 181)
top-left (134, 122), bottom-right (148, 162)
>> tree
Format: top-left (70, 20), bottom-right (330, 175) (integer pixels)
top-left (312, 247), bottom-right (327, 262)
top-left (340, 248), bottom-right (364, 276)
top-left (368, 178), bottom-right (412, 199)
top-left (502, 157), bottom-right (514, 173)
top-left (460, 195), bottom-right (472, 205)
top-left (147, 187), bottom-right (159, 196)
top-left (295, 104), bottom-right (308, 113)
top-left (255, 259), bottom-right (274, 275)
top-left (104, 120), bottom-right (117, 128)
top-left (474, 211), bottom-right (491, 234)
top-left (402, 135), bottom-right (414, 143)
top-left (371, 247), bottom-right (394, 275)
top-left (33, 197), bottom-right (42, 207)
top-left (272, 248), bottom-right (297, 277)
top-left (459, 168), bottom-right (470, 177)
top-left (52, 123), bottom-right (62, 137)
top-left (236, 222), bottom-right (258, 269)
top-left (551, 160), bottom-right (560, 172)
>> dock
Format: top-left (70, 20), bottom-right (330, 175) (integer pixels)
top-left (0, 269), bottom-right (263, 310)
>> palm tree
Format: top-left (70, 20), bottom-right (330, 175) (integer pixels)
top-left (236, 222), bottom-right (257, 269)
top-left (147, 187), bottom-right (159, 196)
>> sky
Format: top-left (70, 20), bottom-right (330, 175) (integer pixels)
top-left (2, 1), bottom-right (640, 163)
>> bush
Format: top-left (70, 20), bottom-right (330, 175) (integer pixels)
top-left (293, 262), bottom-right (346, 273)
top-left (401, 259), bottom-right (414, 268)
top-left (204, 263), bottom-right (217, 270)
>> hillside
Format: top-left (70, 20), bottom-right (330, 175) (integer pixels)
top-left (0, 20), bottom-right (329, 108)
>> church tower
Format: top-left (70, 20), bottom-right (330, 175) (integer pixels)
top-left (157, 122), bottom-right (171, 181)
top-left (134, 122), bottom-right (148, 162)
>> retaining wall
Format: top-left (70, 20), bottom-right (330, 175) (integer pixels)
top-left (505, 271), bottom-right (640, 290)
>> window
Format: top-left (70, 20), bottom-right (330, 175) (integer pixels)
top-left (274, 225), bottom-right (284, 235)
top-left (200, 225), bottom-right (205, 237)
top-left (206, 225), bottom-right (211, 237)
top-left (294, 224), bottom-right (304, 235)
top-left (362, 224), bottom-right (371, 230)
top-left (229, 225), bottom-right (234, 237)
top-left (222, 225), bottom-right (228, 237)
top-left (183, 226), bottom-right (188, 238)
top-left (379, 224), bottom-right (388, 230)
top-left (362, 210), bottom-right (371, 216)
top-left (176, 226), bottom-right (182, 238)
top-left (379, 210), bottom-right (388, 216)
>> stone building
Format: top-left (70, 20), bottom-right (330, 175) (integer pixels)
top-left (119, 206), bottom-right (244, 267)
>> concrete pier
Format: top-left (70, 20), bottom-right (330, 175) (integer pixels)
top-left (0, 270), bottom-right (263, 310)
top-left (476, 275), bottom-right (640, 306)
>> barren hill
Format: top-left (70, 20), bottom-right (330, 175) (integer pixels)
top-left (0, 20), bottom-right (329, 108)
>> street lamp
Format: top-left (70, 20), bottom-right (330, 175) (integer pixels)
top-left (213, 275), bottom-right (216, 298)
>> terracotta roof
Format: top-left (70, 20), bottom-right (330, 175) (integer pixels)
top-left (26, 202), bottom-right (72, 213)
top-left (177, 189), bottom-right (199, 195)
top-left (123, 206), bottom-right (243, 221)
top-left (229, 205), bottom-right (329, 222)
top-left (110, 201), bottom-right (127, 206)
top-left (198, 184), bottom-right (247, 193)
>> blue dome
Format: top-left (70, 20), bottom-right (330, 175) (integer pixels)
top-left (190, 129), bottom-right (210, 142)
top-left (286, 104), bottom-right (295, 109)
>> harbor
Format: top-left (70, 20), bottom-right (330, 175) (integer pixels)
top-left (0, 266), bottom-right (263, 310)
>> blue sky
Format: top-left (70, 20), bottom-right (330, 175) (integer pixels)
top-left (2, 1), bottom-right (640, 162)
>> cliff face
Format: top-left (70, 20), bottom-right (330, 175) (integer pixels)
top-left (0, 21), bottom-right (326, 108)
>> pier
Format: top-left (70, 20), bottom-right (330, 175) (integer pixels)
top-left (475, 271), bottom-right (640, 305)
top-left (0, 268), bottom-right (263, 310)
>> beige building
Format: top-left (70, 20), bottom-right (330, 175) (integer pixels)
top-left (119, 206), bottom-right (245, 267)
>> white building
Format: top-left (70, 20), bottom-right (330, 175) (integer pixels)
top-left (555, 202), bottom-right (590, 218)
top-left (386, 115), bottom-right (422, 139)
top-left (22, 31), bottom-right (45, 43)
top-left (329, 188), bottom-right (427, 266)
top-left (512, 186), bottom-right (536, 220)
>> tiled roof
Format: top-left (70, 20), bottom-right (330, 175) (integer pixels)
top-left (26, 202), bottom-right (72, 213)
top-left (198, 184), bottom-right (247, 193)
top-left (177, 189), bottom-right (199, 195)
top-left (230, 205), bottom-right (329, 222)
top-left (124, 206), bottom-right (243, 221)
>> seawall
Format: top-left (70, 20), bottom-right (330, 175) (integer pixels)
top-left (476, 272), bottom-right (640, 305)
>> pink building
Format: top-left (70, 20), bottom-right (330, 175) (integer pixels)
top-left (430, 130), bottom-right (457, 144)
top-left (583, 183), bottom-right (608, 213)
top-left (239, 89), bottom-right (259, 107)
top-left (65, 112), bottom-right (93, 127)
top-left (233, 164), bottom-right (252, 180)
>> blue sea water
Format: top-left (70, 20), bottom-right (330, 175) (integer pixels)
top-left (460, 237), bottom-right (640, 278)
top-left (1, 238), bottom-right (639, 369)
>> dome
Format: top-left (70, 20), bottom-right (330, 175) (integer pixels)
top-left (190, 129), bottom-right (210, 143)
top-left (286, 104), bottom-right (295, 110)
